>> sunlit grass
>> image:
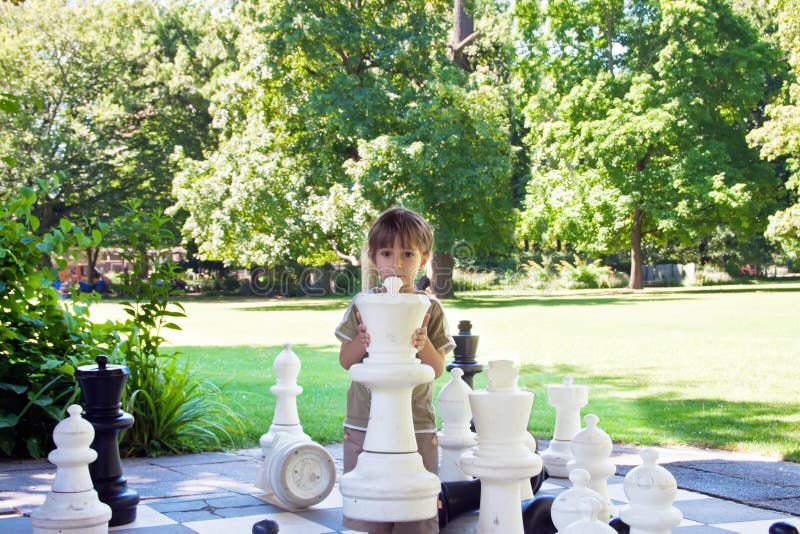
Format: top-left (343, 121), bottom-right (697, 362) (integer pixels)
top-left (89, 281), bottom-right (800, 461)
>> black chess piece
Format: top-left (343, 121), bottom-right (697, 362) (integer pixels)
top-left (522, 495), bottom-right (557, 534)
top-left (531, 466), bottom-right (549, 495)
top-left (609, 516), bottom-right (631, 533)
top-left (769, 522), bottom-right (799, 534)
top-left (75, 355), bottom-right (139, 526)
top-left (252, 518), bottom-right (280, 534)
top-left (448, 320), bottom-right (483, 388)
top-left (438, 478), bottom-right (482, 528)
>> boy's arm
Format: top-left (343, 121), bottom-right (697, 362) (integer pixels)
top-left (413, 313), bottom-right (446, 378)
top-left (338, 310), bottom-right (369, 370)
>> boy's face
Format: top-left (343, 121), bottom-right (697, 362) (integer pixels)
top-left (374, 237), bottom-right (429, 292)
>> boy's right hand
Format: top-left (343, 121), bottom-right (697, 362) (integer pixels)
top-left (356, 311), bottom-right (370, 351)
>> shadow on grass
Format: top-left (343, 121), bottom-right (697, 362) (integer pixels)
top-left (517, 364), bottom-right (800, 462)
top-left (446, 295), bottom-right (695, 309)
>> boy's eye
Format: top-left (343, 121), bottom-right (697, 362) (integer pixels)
top-left (404, 251), bottom-right (414, 258)
top-left (380, 251), bottom-right (392, 257)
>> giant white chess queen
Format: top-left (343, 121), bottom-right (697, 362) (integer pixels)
top-left (339, 277), bottom-right (441, 522)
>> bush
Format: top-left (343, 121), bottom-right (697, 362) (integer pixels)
top-left (556, 256), bottom-right (627, 289)
top-left (0, 182), bottom-right (111, 457)
top-left (692, 265), bottom-right (734, 286)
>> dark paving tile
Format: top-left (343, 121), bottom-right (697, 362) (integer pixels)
top-left (162, 509), bottom-right (222, 523)
top-left (669, 460), bottom-right (800, 488)
top-left (666, 466), bottom-right (800, 501)
top-left (204, 494), bottom-right (268, 509)
top-left (750, 497), bottom-right (800, 517)
top-left (0, 515), bottom-right (32, 534)
top-left (149, 452), bottom-right (245, 468)
top-left (676, 498), bottom-right (791, 524)
top-left (148, 499), bottom-right (209, 513)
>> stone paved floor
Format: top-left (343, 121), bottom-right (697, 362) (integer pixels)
top-left (1, 442), bottom-right (799, 533)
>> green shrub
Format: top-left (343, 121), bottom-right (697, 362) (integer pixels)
top-left (0, 182), bottom-right (111, 457)
top-left (556, 256), bottom-right (627, 289)
top-left (693, 265), bottom-right (734, 286)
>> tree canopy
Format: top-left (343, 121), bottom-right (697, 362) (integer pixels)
top-left (515, 0), bottom-right (782, 287)
top-left (172, 0), bottom-right (516, 272)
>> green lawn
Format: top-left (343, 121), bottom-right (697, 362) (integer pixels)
top-left (88, 282), bottom-right (800, 461)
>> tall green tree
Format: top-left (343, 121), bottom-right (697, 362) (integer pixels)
top-left (748, 0), bottom-right (800, 261)
top-left (516, 0), bottom-right (781, 288)
top-left (172, 0), bottom-right (516, 295)
top-left (0, 0), bottom-right (227, 266)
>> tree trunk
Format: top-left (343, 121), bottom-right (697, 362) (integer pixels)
top-left (629, 206), bottom-right (644, 290)
top-left (449, 0), bottom-right (477, 70)
top-left (431, 251), bottom-right (454, 299)
top-left (87, 247), bottom-right (100, 284)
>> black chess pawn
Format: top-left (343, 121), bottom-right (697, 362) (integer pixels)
top-left (252, 518), bottom-right (280, 534)
top-left (770, 522), bottom-right (799, 534)
top-left (522, 495), bottom-right (557, 534)
top-left (609, 516), bottom-right (631, 533)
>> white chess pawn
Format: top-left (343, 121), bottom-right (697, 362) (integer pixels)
top-left (551, 468), bottom-right (607, 533)
top-left (256, 344), bottom-right (335, 509)
top-left (541, 375), bottom-right (589, 478)
top-left (619, 448), bottom-right (683, 534)
top-left (437, 368), bottom-right (477, 482)
top-left (30, 405), bottom-right (112, 534)
top-left (561, 500), bottom-right (617, 534)
top-left (567, 414), bottom-right (615, 521)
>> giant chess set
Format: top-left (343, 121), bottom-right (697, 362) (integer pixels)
top-left (5, 277), bottom-right (800, 534)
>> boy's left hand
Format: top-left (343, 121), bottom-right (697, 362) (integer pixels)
top-left (412, 313), bottom-right (431, 351)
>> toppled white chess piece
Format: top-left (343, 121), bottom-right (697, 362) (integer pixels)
top-left (541, 375), bottom-right (589, 478)
top-left (437, 367), bottom-right (477, 482)
top-left (460, 360), bottom-right (543, 534)
top-left (619, 448), bottom-right (683, 534)
top-left (30, 405), bottom-right (112, 534)
top-left (256, 343), bottom-right (335, 509)
top-left (568, 414), bottom-right (615, 521)
top-left (551, 468), bottom-right (607, 532)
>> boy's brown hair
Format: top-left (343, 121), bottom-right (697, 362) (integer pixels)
top-left (367, 208), bottom-right (434, 262)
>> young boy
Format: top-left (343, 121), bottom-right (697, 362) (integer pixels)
top-left (335, 207), bottom-right (455, 534)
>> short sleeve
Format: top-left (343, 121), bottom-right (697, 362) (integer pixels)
top-left (427, 298), bottom-right (456, 354)
top-left (335, 300), bottom-right (360, 342)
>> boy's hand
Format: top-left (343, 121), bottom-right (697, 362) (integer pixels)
top-left (412, 313), bottom-right (431, 352)
top-left (356, 311), bottom-right (370, 350)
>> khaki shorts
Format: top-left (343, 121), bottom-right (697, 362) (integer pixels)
top-left (342, 427), bottom-right (440, 534)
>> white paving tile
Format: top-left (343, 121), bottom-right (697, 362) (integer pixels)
top-left (184, 511), bottom-right (331, 534)
top-left (109, 505), bottom-right (177, 530)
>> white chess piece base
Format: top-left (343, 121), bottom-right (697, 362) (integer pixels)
top-left (340, 451), bottom-right (440, 522)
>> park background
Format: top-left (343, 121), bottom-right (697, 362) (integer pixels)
top-left (1, 0), bottom-right (799, 462)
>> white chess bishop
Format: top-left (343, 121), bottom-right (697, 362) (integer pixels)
top-left (437, 367), bottom-right (477, 482)
top-left (619, 448), bottom-right (683, 534)
top-left (568, 414), bottom-right (616, 521)
top-left (339, 277), bottom-right (441, 522)
top-left (541, 375), bottom-right (589, 478)
top-left (29, 405), bottom-right (112, 534)
top-left (256, 344), bottom-right (335, 509)
top-left (460, 359), bottom-right (543, 534)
